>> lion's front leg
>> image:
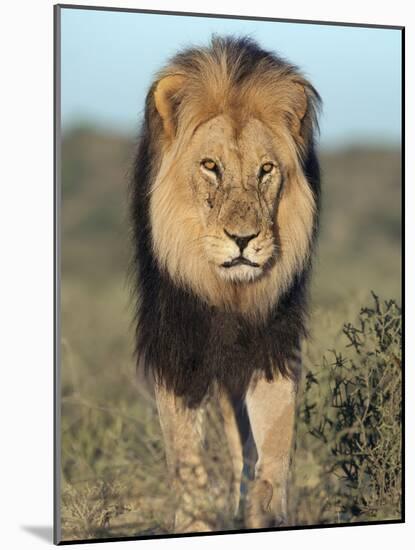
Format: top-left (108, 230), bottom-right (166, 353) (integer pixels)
top-left (245, 374), bottom-right (297, 529)
top-left (155, 384), bottom-right (213, 534)
top-left (218, 392), bottom-right (243, 518)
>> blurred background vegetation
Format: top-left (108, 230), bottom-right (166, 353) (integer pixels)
top-left (60, 126), bottom-right (401, 541)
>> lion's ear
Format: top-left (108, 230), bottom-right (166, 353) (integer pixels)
top-left (288, 79), bottom-right (320, 146)
top-left (153, 74), bottom-right (186, 140)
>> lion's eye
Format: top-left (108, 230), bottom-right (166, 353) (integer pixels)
top-left (259, 162), bottom-right (274, 178)
top-left (201, 159), bottom-right (218, 172)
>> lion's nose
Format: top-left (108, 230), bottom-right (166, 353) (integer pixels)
top-left (224, 229), bottom-right (259, 252)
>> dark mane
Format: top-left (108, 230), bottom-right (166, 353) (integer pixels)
top-left (130, 36), bottom-right (321, 408)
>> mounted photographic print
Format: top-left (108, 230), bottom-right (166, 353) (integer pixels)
top-left (54, 4), bottom-right (404, 544)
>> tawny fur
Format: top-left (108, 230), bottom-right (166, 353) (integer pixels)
top-left (131, 36), bottom-right (321, 532)
top-left (147, 40), bottom-right (319, 320)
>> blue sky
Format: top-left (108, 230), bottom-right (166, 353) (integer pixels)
top-left (60, 7), bottom-right (402, 149)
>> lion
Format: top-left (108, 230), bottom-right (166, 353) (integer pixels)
top-left (130, 36), bottom-right (321, 534)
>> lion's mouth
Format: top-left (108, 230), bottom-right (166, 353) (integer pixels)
top-left (221, 256), bottom-right (260, 269)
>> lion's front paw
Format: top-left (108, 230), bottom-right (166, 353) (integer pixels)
top-left (175, 519), bottom-right (213, 534)
top-left (245, 479), bottom-right (287, 529)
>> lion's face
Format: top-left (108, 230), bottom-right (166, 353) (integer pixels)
top-left (189, 115), bottom-right (282, 283)
top-left (149, 60), bottom-right (318, 318)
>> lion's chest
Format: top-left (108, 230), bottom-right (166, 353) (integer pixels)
top-left (139, 275), bottom-right (302, 406)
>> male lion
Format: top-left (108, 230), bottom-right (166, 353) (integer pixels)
top-left (131, 36), bottom-right (321, 533)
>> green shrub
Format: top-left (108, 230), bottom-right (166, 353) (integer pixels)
top-left (299, 293), bottom-right (402, 522)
